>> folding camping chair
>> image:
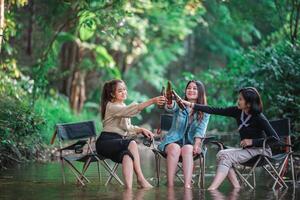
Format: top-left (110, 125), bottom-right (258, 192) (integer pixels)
top-left (152, 114), bottom-right (213, 188)
top-left (51, 120), bottom-right (124, 186)
top-left (212, 118), bottom-right (296, 190)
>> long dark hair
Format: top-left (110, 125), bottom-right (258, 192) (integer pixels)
top-left (239, 87), bottom-right (263, 115)
top-left (100, 79), bottom-right (124, 120)
top-left (184, 80), bottom-right (207, 121)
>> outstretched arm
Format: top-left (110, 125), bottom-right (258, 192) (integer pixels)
top-left (109, 96), bottom-right (166, 118)
top-left (137, 96), bottom-right (166, 111)
top-left (183, 100), bottom-right (239, 118)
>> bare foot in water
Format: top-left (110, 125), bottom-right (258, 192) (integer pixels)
top-left (207, 186), bottom-right (217, 190)
top-left (184, 184), bottom-right (192, 189)
top-left (137, 179), bottom-right (153, 189)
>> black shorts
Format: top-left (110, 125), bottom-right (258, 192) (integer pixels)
top-left (96, 132), bottom-right (134, 163)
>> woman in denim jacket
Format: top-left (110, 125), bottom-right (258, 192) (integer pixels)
top-left (158, 80), bottom-right (210, 188)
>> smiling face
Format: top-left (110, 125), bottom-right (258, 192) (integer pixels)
top-left (185, 82), bottom-right (199, 102)
top-left (113, 82), bottom-right (127, 102)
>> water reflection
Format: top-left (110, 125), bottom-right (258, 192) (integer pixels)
top-left (166, 187), bottom-right (193, 200)
top-left (209, 189), bottom-right (240, 200)
top-left (0, 135), bottom-right (299, 200)
top-left (122, 188), bottom-right (148, 200)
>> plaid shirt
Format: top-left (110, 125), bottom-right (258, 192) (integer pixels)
top-left (158, 101), bottom-right (210, 152)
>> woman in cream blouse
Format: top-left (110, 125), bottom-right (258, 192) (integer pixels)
top-left (96, 79), bottom-right (165, 189)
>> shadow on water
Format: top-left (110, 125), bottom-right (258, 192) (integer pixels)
top-left (0, 134), bottom-right (299, 199)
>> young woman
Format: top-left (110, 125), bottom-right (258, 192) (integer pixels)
top-left (182, 87), bottom-right (280, 190)
top-left (158, 80), bottom-right (210, 188)
top-left (96, 79), bottom-right (165, 189)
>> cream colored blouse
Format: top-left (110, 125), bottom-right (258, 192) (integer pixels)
top-left (102, 101), bottom-right (141, 136)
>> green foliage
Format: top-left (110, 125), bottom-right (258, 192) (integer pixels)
top-left (34, 95), bottom-right (101, 143)
top-left (236, 41), bottom-right (300, 133)
top-left (1, 0), bottom-right (300, 169)
top-left (0, 93), bottom-right (44, 168)
top-left (78, 10), bottom-right (98, 41)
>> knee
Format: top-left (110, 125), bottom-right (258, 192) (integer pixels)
top-left (166, 144), bottom-right (181, 158)
top-left (123, 154), bottom-right (132, 161)
top-left (181, 145), bottom-right (193, 156)
top-left (216, 150), bottom-right (229, 161)
top-left (216, 150), bottom-right (232, 168)
top-left (128, 140), bottom-right (138, 149)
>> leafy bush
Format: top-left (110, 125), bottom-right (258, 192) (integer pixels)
top-left (0, 94), bottom-right (44, 169)
top-left (34, 95), bottom-right (101, 143)
top-left (236, 41), bottom-right (300, 134)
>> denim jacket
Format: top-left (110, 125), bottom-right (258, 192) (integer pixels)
top-left (158, 101), bottom-right (210, 152)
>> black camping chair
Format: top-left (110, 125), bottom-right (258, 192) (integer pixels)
top-left (152, 114), bottom-right (214, 188)
top-left (213, 118), bottom-right (296, 190)
top-left (51, 120), bottom-right (124, 186)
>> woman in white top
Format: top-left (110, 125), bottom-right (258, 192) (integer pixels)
top-left (96, 79), bottom-right (165, 189)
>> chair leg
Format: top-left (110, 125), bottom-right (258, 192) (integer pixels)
top-left (106, 163), bottom-right (119, 185)
top-left (65, 159), bottom-right (90, 183)
top-left (97, 160), bottom-right (101, 183)
top-left (80, 157), bottom-right (92, 183)
top-left (234, 167), bottom-right (254, 189)
top-left (176, 164), bottom-right (185, 183)
top-left (272, 155), bottom-right (289, 189)
top-left (155, 153), bottom-right (161, 186)
top-left (69, 167), bottom-right (86, 186)
top-left (198, 154), bottom-right (205, 189)
top-left (244, 157), bottom-right (261, 182)
top-left (252, 170), bottom-right (256, 188)
top-left (290, 154), bottom-right (296, 188)
top-left (235, 156), bottom-right (260, 189)
top-left (198, 156), bottom-right (202, 188)
top-left (262, 165), bottom-right (283, 189)
top-left (264, 157), bottom-right (288, 188)
top-left (60, 158), bottom-right (66, 184)
top-left (63, 160), bottom-right (86, 186)
top-left (101, 160), bottom-right (124, 186)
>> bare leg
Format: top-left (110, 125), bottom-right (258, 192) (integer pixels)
top-left (208, 166), bottom-right (229, 190)
top-left (181, 145), bottom-right (194, 188)
top-left (166, 143), bottom-right (181, 187)
top-left (227, 168), bottom-right (241, 188)
top-left (122, 155), bottom-right (134, 189)
top-left (127, 141), bottom-right (152, 188)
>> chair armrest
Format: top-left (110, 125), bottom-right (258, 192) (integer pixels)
top-left (262, 136), bottom-right (293, 154)
top-left (208, 141), bottom-right (226, 150)
top-left (60, 140), bottom-right (87, 152)
top-left (200, 136), bottom-right (216, 145)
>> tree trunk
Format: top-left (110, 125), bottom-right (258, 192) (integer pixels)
top-left (69, 70), bottom-right (86, 114)
top-left (0, 0), bottom-right (4, 53)
top-left (59, 40), bottom-right (86, 114)
top-left (60, 41), bottom-right (79, 96)
top-left (26, 0), bottom-right (34, 55)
